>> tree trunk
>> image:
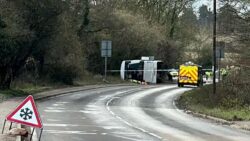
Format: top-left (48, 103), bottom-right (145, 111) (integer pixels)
top-left (169, 2), bottom-right (177, 39)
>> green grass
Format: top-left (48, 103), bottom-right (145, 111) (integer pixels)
top-left (74, 74), bottom-right (129, 86)
top-left (0, 90), bottom-right (26, 103)
top-left (0, 75), bottom-right (129, 103)
top-left (178, 85), bottom-right (250, 121)
top-left (0, 84), bottom-right (52, 103)
top-left (187, 104), bottom-right (250, 121)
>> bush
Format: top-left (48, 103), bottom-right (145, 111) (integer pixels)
top-left (218, 68), bottom-right (250, 108)
top-left (49, 65), bottom-right (78, 85)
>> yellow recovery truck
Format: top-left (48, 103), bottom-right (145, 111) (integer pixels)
top-left (178, 62), bottom-right (203, 87)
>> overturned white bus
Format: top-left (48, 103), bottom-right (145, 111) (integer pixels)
top-left (120, 59), bottom-right (165, 84)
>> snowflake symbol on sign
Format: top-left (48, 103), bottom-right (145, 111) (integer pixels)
top-left (20, 108), bottom-right (33, 120)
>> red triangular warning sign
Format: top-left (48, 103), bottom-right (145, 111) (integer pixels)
top-left (6, 95), bottom-right (43, 128)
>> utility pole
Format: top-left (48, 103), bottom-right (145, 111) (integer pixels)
top-left (213, 0), bottom-right (217, 95)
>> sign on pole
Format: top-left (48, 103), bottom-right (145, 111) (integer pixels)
top-left (101, 40), bottom-right (112, 80)
top-left (6, 95), bottom-right (43, 128)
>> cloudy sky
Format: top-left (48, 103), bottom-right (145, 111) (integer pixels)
top-left (193, 0), bottom-right (214, 12)
top-left (193, 0), bottom-right (249, 14)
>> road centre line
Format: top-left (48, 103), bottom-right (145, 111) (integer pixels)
top-left (33, 86), bottom-right (140, 141)
top-left (106, 100), bottom-right (162, 140)
top-left (121, 87), bottom-right (205, 141)
top-left (105, 87), bottom-right (170, 140)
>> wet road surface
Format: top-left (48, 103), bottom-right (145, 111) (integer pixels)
top-left (37, 85), bottom-right (250, 141)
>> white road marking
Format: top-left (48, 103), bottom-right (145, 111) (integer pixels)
top-left (44, 123), bottom-right (79, 127)
top-left (80, 110), bottom-right (100, 114)
top-left (46, 107), bottom-right (65, 110)
top-left (105, 86), bottom-right (178, 140)
top-left (38, 86), bottom-right (250, 141)
top-left (52, 103), bottom-right (64, 107)
top-left (155, 88), bottom-right (250, 141)
top-left (47, 119), bottom-right (61, 122)
top-left (56, 102), bottom-right (69, 104)
top-left (44, 110), bottom-right (64, 113)
top-left (43, 123), bottom-right (105, 128)
top-left (102, 126), bottom-right (126, 130)
top-left (43, 109), bottom-right (101, 114)
top-left (114, 86), bottom-right (206, 141)
top-left (44, 130), bottom-right (97, 135)
top-left (86, 105), bottom-right (98, 108)
top-left (36, 87), bottom-right (141, 141)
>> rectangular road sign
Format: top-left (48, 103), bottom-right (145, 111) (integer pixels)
top-left (101, 40), bottom-right (112, 57)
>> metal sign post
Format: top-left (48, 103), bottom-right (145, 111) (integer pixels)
top-left (30, 127), bottom-right (35, 141)
top-left (101, 40), bottom-right (112, 80)
top-left (9, 122), bottom-right (12, 130)
top-left (1, 119), bottom-right (6, 134)
top-left (104, 57), bottom-right (107, 80)
top-left (38, 128), bottom-right (43, 141)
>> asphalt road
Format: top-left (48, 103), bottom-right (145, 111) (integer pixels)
top-left (36, 85), bottom-right (250, 141)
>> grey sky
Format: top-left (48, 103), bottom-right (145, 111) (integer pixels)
top-left (193, 0), bottom-right (250, 14)
top-left (193, 0), bottom-right (213, 12)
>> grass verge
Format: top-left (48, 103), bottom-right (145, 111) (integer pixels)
top-left (0, 75), bottom-right (129, 103)
top-left (0, 85), bottom-right (52, 103)
top-left (178, 85), bottom-right (250, 121)
top-left (74, 75), bottom-right (128, 86)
